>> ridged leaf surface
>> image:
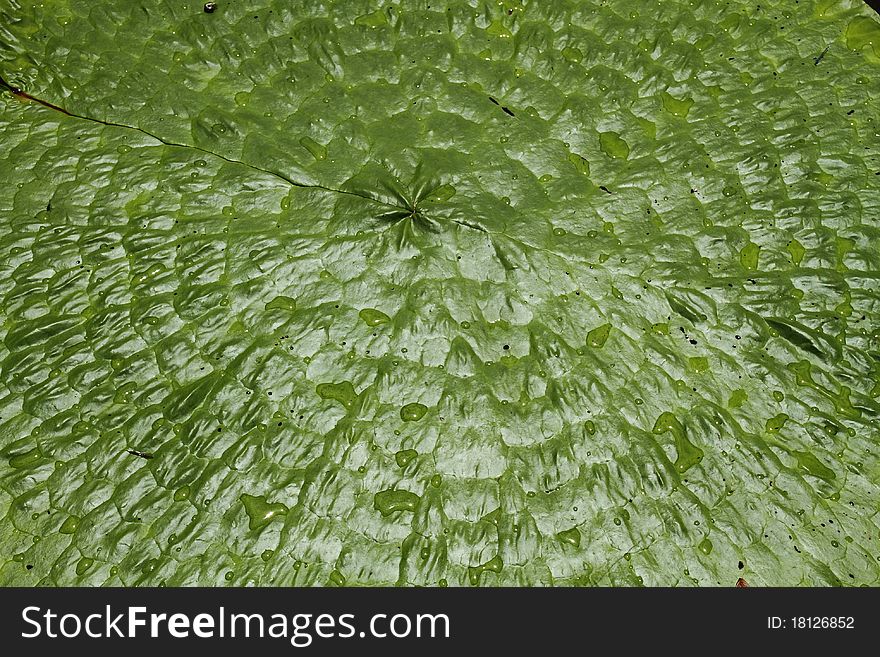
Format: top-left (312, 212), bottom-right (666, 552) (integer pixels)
top-left (1, 0), bottom-right (879, 586)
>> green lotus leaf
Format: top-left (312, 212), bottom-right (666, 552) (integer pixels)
top-left (1, 0), bottom-right (878, 587)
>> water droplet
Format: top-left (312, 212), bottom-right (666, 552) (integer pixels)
top-left (661, 92), bottom-right (694, 118)
top-left (76, 557), bottom-right (94, 576)
top-left (468, 555), bottom-right (503, 585)
top-left (299, 136), bottom-right (327, 161)
top-left (765, 413), bottom-right (789, 433)
top-left (265, 295), bottom-right (297, 312)
top-left (486, 20), bottom-right (512, 38)
top-left (374, 489), bottom-right (420, 516)
top-left (224, 570), bottom-right (234, 581)
top-left (698, 538), bottom-right (713, 555)
top-left (9, 448), bottom-right (40, 469)
top-left (567, 153), bottom-right (590, 176)
top-left (792, 450), bottom-right (836, 481)
top-left (316, 381), bottom-right (358, 409)
top-left (740, 242), bottom-right (760, 270)
top-left (395, 449), bottom-right (418, 467)
top-left (787, 239), bottom-right (806, 266)
top-left (329, 569), bottom-right (346, 585)
top-left (598, 131), bottom-right (630, 159)
top-left (562, 46), bottom-right (583, 62)
top-left (400, 402), bottom-right (428, 421)
top-left (688, 356), bottom-right (709, 373)
top-left (586, 323), bottom-right (612, 348)
top-left (846, 16), bottom-right (880, 62)
top-left (354, 8), bottom-right (387, 27)
top-left (59, 515), bottom-right (80, 534)
top-left (557, 527), bottom-right (581, 547)
top-left (728, 389), bottom-right (747, 408)
top-left (359, 308), bottom-right (390, 326)
top-left (173, 485), bottom-right (191, 502)
top-left (425, 183), bottom-right (456, 202)
top-left (650, 322), bottom-right (668, 335)
top-left (261, 549), bottom-right (274, 561)
top-left (585, 420), bottom-right (596, 435)
top-left (240, 493), bottom-right (288, 530)
top-left (652, 412), bottom-right (703, 473)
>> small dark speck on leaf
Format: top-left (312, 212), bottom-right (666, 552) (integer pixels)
top-left (127, 449), bottom-right (154, 460)
top-left (204, 2), bottom-right (217, 13)
top-left (502, 106), bottom-right (515, 117)
top-left (488, 96), bottom-right (499, 105)
top-left (738, 560), bottom-right (744, 570)
top-left (599, 185), bottom-right (612, 194)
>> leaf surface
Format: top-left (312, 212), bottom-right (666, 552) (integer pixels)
top-left (1, 0), bottom-right (879, 586)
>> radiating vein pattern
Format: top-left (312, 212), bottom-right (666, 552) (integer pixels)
top-left (0, 0), bottom-right (879, 586)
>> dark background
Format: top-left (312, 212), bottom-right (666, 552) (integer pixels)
top-left (1, 587), bottom-right (874, 654)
